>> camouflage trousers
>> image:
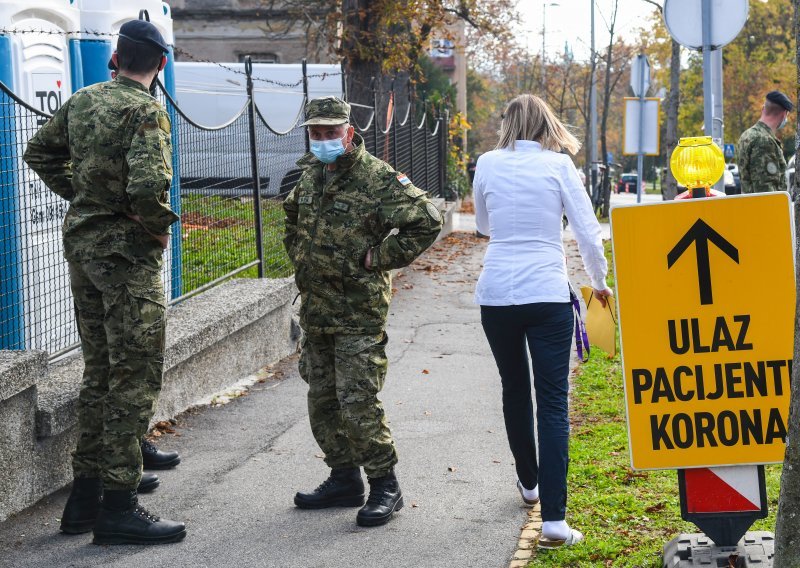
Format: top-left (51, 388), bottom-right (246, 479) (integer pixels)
top-left (299, 331), bottom-right (398, 478)
top-left (69, 256), bottom-right (166, 490)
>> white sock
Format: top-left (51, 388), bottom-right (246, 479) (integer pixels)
top-left (542, 520), bottom-right (571, 540)
top-left (519, 482), bottom-right (539, 501)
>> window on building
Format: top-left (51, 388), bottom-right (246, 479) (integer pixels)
top-left (238, 53), bottom-right (279, 64)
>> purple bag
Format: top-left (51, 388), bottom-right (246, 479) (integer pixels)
top-left (569, 285), bottom-right (590, 363)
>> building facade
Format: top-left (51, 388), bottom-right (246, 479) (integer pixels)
top-left (169, 0), bottom-right (334, 64)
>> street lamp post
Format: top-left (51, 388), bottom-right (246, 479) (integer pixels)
top-left (590, 0), bottom-right (598, 195)
top-left (541, 1), bottom-right (560, 97)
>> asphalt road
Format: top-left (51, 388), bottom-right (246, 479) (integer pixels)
top-left (0, 226), bottom-right (534, 568)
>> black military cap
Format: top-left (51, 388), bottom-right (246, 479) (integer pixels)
top-left (118, 20), bottom-right (169, 53)
top-left (766, 90), bottom-right (794, 112)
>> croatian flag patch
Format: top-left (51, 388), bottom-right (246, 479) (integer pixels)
top-left (397, 174), bottom-right (411, 186)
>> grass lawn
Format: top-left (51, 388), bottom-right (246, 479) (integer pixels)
top-left (644, 182), bottom-right (661, 195)
top-left (179, 194), bottom-right (292, 295)
top-left (528, 241), bottom-right (781, 567)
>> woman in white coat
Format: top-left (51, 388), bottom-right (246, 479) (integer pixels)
top-left (473, 94), bottom-right (613, 548)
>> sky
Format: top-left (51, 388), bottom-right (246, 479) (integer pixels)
top-left (516, 0), bottom-right (663, 62)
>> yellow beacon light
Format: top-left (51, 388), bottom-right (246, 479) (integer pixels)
top-left (670, 136), bottom-right (725, 191)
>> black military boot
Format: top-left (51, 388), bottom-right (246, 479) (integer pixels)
top-left (60, 477), bottom-right (103, 534)
top-left (294, 467), bottom-right (365, 509)
top-left (137, 472), bottom-right (160, 494)
top-left (93, 490), bottom-right (186, 545)
top-left (141, 439), bottom-right (181, 470)
top-left (356, 470), bottom-right (404, 527)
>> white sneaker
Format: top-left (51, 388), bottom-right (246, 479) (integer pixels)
top-left (516, 480), bottom-right (539, 506)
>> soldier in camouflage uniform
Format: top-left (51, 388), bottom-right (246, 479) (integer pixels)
top-left (23, 20), bottom-right (185, 545)
top-left (738, 90), bottom-right (793, 194)
top-left (284, 96), bottom-right (442, 527)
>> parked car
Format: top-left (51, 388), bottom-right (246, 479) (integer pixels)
top-left (725, 163), bottom-right (741, 195)
top-left (787, 155), bottom-right (795, 192)
top-left (615, 173), bottom-right (641, 194)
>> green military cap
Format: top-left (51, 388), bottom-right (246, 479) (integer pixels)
top-left (301, 96), bottom-right (351, 126)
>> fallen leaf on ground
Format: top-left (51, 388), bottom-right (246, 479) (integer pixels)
top-left (421, 369), bottom-right (430, 375)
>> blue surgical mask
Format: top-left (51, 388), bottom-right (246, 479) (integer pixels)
top-left (779, 115), bottom-right (788, 130)
top-left (310, 134), bottom-right (347, 164)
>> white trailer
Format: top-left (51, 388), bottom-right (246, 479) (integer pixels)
top-left (172, 62), bottom-right (342, 195)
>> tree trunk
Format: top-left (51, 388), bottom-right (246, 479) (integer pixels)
top-left (342, 0), bottom-right (382, 107)
top-left (662, 39), bottom-right (680, 201)
top-left (774, 2), bottom-right (800, 564)
top-left (599, 0), bottom-right (618, 219)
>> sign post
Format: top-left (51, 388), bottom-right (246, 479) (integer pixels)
top-left (630, 54), bottom-right (650, 204)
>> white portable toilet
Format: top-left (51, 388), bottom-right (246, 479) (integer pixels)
top-left (0, 0), bottom-right (83, 352)
top-left (77, 0), bottom-right (176, 95)
top-left (0, 0), bottom-right (83, 104)
top-left (76, 0), bottom-right (180, 300)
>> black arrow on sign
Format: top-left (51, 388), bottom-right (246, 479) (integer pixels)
top-left (667, 218), bottom-right (739, 305)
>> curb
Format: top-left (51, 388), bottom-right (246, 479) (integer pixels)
top-left (509, 503), bottom-right (543, 567)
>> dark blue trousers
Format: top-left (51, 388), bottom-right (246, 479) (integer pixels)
top-left (480, 302), bottom-right (574, 521)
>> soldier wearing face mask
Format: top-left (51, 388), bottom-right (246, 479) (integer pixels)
top-left (737, 90), bottom-right (794, 194)
top-left (283, 96), bottom-right (442, 527)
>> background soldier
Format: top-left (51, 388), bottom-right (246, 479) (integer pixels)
top-left (23, 20), bottom-right (185, 545)
top-left (284, 96), bottom-right (443, 527)
top-left (737, 90), bottom-right (793, 194)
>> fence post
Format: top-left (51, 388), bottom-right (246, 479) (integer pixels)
top-left (302, 58), bottom-right (310, 154)
top-left (371, 77), bottom-right (379, 156)
top-left (390, 78), bottom-right (397, 169)
top-left (408, 81), bottom-right (414, 183)
top-left (341, 62), bottom-right (348, 101)
top-left (245, 56), bottom-right (265, 278)
top-left (422, 95), bottom-right (430, 193)
top-left (441, 105), bottom-right (449, 199)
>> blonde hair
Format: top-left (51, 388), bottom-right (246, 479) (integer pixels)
top-left (496, 94), bottom-right (581, 155)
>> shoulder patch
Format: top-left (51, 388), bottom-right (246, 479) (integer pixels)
top-left (425, 202), bottom-right (443, 223)
top-left (157, 114), bottom-right (171, 135)
top-left (404, 185), bottom-right (426, 199)
top-left (767, 162), bottom-right (779, 175)
top-left (298, 195), bottom-right (313, 205)
top-left (396, 173), bottom-right (411, 186)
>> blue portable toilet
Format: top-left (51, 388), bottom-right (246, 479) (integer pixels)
top-left (77, 0), bottom-right (182, 299)
top-left (0, 0), bottom-right (83, 351)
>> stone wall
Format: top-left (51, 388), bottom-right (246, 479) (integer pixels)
top-left (0, 278), bottom-right (297, 522)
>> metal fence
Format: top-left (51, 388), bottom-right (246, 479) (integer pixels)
top-left (0, 58), bottom-right (449, 357)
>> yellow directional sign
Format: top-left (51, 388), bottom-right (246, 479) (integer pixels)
top-left (611, 193), bottom-right (795, 470)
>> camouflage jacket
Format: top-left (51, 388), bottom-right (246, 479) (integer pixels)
top-left (23, 75), bottom-right (178, 269)
top-left (283, 134), bottom-right (443, 334)
top-left (737, 121), bottom-right (787, 194)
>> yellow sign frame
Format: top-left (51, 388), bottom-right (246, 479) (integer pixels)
top-left (611, 193), bottom-right (796, 470)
